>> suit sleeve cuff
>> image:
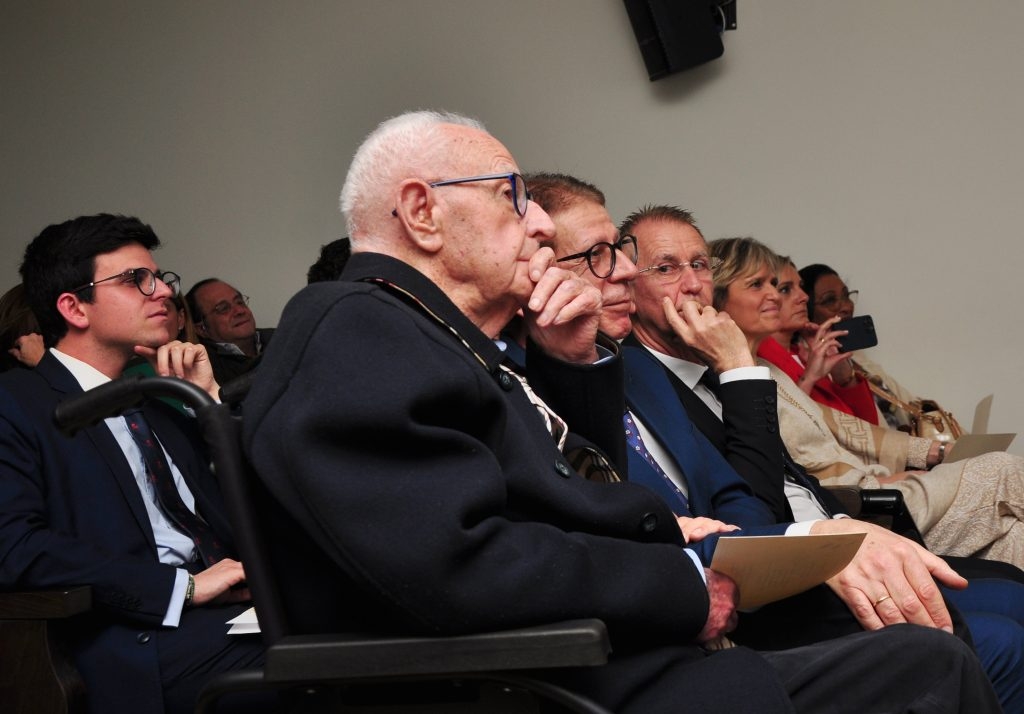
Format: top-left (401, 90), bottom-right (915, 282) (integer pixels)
top-left (683, 548), bottom-right (708, 585)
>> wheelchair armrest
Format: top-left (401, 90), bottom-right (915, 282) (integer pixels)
top-left (823, 486), bottom-right (904, 518)
top-left (265, 618), bottom-right (611, 682)
top-left (0, 587), bottom-right (91, 714)
top-left (0, 587), bottom-right (92, 619)
top-left (857, 489), bottom-right (904, 515)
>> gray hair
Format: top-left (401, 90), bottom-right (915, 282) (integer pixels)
top-left (339, 110), bottom-right (486, 240)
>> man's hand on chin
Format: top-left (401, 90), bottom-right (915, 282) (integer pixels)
top-left (662, 298), bottom-right (755, 372)
top-left (135, 340), bottom-right (221, 401)
top-left (523, 249), bottom-right (602, 364)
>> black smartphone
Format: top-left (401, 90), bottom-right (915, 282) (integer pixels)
top-left (834, 315), bottom-right (878, 352)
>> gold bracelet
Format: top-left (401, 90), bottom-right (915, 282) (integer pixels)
top-left (184, 573), bottom-right (195, 608)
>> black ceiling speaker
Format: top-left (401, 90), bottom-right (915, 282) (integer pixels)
top-left (623, 0), bottom-right (729, 80)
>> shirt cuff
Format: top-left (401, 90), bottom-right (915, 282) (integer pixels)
top-left (162, 568), bottom-right (190, 627)
top-left (718, 365), bottom-right (771, 383)
top-left (683, 548), bottom-right (708, 585)
top-left (593, 344), bottom-right (615, 365)
top-left (785, 520), bottom-right (823, 536)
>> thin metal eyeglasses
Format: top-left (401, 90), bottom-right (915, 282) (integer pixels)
top-left (816, 289), bottom-right (858, 309)
top-left (556, 234), bottom-right (639, 279)
top-left (71, 268), bottom-right (181, 297)
top-left (391, 172), bottom-right (531, 218)
top-left (637, 256), bottom-right (722, 282)
top-left (208, 294), bottom-right (250, 317)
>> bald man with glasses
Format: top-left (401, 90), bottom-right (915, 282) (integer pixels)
top-left (186, 278), bottom-right (274, 386)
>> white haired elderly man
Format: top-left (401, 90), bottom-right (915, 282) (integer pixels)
top-left (243, 111), bottom-right (998, 714)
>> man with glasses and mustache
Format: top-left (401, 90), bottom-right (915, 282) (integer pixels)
top-left (0, 214), bottom-right (268, 713)
top-left (244, 113), bottom-right (999, 714)
top-left (186, 278), bottom-right (274, 385)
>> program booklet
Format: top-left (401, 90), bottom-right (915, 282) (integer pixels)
top-left (709, 532), bottom-right (866, 609)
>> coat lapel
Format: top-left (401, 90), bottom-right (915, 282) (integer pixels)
top-left (35, 354), bottom-right (159, 549)
top-left (622, 346), bottom-right (715, 512)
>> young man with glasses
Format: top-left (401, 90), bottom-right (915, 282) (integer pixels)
top-left (0, 214), bottom-right (268, 713)
top-left (185, 278), bottom-right (274, 386)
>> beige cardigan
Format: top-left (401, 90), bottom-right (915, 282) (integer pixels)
top-left (763, 359), bottom-right (963, 533)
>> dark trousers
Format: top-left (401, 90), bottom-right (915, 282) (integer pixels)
top-left (160, 603), bottom-right (272, 714)
top-left (545, 624), bottom-right (998, 714)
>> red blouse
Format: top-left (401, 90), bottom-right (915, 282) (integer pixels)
top-left (757, 337), bottom-right (880, 425)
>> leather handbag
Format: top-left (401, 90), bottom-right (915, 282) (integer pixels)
top-left (857, 372), bottom-right (964, 442)
top-left (911, 399), bottom-right (964, 443)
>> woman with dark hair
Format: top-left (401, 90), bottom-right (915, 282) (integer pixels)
top-left (708, 236), bottom-right (1024, 569)
top-left (0, 283), bottom-right (45, 372)
top-left (799, 263), bottom-right (919, 428)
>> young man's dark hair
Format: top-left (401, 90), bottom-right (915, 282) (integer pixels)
top-left (20, 214), bottom-right (159, 346)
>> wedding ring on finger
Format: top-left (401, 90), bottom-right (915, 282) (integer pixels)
top-left (873, 594), bottom-right (892, 608)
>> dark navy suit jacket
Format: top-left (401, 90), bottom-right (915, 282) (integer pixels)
top-left (0, 352), bottom-right (245, 713)
top-left (621, 344), bottom-right (787, 565)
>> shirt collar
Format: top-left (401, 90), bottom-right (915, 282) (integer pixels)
top-left (49, 347), bottom-right (112, 391)
top-left (641, 345), bottom-right (709, 390)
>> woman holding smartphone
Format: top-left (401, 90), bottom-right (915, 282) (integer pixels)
top-left (800, 264), bottom-right (919, 429)
top-left (708, 236), bottom-right (1024, 568)
top-left (756, 258), bottom-right (881, 424)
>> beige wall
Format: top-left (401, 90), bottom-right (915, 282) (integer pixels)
top-left (3, 1), bottom-right (1023, 451)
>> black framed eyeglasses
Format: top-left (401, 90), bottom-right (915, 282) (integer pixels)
top-left (637, 256), bottom-right (722, 283)
top-left (428, 172), bottom-right (531, 217)
top-left (557, 234), bottom-right (639, 279)
top-left (71, 268), bottom-right (181, 297)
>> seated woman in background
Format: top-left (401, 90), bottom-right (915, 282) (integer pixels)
top-left (756, 258), bottom-right (881, 424)
top-left (708, 237), bottom-right (1024, 568)
top-left (799, 263), bottom-right (920, 429)
top-left (0, 283), bottom-right (45, 372)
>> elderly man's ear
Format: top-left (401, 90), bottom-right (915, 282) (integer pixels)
top-left (394, 179), bottom-right (443, 253)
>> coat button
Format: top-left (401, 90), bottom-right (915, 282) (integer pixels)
top-left (640, 512), bottom-right (658, 532)
top-left (554, 461), bottom-right (572, 478)
top-left (137, 632), bottom-right (151, 644)
top-left (765, 395), bottom-right (777, 405)
top-left (497, 372), bottom-right (514, 391)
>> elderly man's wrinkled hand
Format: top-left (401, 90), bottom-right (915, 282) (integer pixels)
top-left (697, 568), bottom-right (740, 644)
top-left (524, 248), bottom-right (603, 364)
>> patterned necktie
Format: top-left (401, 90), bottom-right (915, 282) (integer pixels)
top-left (623, 410), bottom-right (689, 512)
top-left (123, 408), bottom-right (227, 567)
